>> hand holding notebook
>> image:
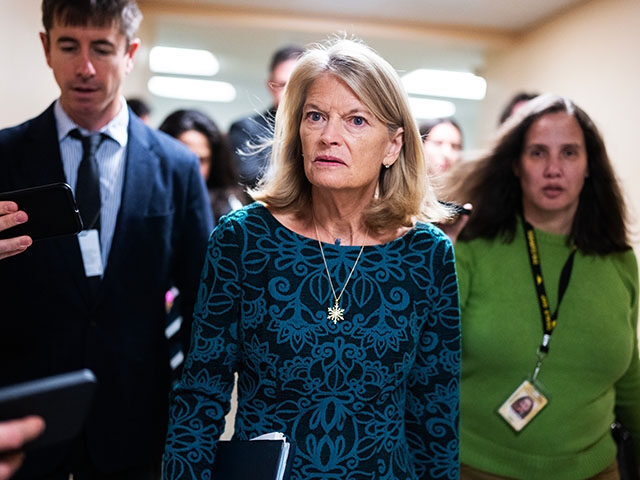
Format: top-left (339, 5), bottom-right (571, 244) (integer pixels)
top-left (211, 431), bottom-right (295, 480)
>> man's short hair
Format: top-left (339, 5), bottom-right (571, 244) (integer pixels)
top-left (42, 0), bottom-right (142, 43)
top-left (269, 45), bottom-right (304, 73)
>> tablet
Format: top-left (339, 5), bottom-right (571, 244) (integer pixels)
top-left (0, 183), bottom-right (84, 241)
top-left (0, 369), bottom-right (97, 451)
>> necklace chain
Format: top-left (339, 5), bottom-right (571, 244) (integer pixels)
top-left (313, 218), bottom-right (366, 324)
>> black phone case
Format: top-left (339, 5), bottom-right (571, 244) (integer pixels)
top-left (0, 369), bottom-right (97, 451)
top-left (0, 183), bottom-right (83, 241)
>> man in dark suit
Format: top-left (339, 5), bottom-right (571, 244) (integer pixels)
top-left (228, 45), bottom-right (303, 188)
top-left (0, 1), bottom-right (213, 479)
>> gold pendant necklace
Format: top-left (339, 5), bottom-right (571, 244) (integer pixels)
top-left (314, 218), bottom-right (366, 324)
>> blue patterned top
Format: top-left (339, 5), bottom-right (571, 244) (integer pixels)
top-left (163, 203), bottom-right (460, 480)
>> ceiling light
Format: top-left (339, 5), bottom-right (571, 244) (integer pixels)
top-left (402, 69), bottom-right (486, 100)
top-left (408, 97), bottom-right (456, 119)
top-left (148, 76), bottom-right (236, 103)
top-left (149, 46), bottom-right (219, 76)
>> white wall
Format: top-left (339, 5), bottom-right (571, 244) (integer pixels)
top-left (478, 0), bottom-right (640, 240)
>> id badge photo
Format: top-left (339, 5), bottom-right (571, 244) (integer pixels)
top-left (497, 379), bottom-right (548, 432)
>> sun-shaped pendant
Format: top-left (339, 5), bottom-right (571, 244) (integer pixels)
top-left (327, 300), bottom-right (345, 324)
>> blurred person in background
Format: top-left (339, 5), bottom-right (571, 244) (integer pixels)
top-left (498, 91), bottom-right (539, 125)
top-left (159, 108), bottom-right (247, 382)
top-left (228, 45), bottom-right (304, 188)
top-left (451, 94), bottom-right (640, 480)
top-left (126, 97), bottom-right (151, 125)
top-left (420, 117), bottom-right (463, 176)
top-left (159, 109), bottom-right (247, 223)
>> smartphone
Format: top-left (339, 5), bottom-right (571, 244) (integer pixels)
top-left (0, 183), bottom-right (83, 241)
top-left (0, 369), bottom-right (97, 451)
top-left (439, 200), bottom-right (472, 216)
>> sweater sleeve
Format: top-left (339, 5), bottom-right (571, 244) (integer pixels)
top-left (163, 214), bottom-right (243, 479)
top-left (406, 235), bottom-right (461, 479)
top-left (613, 250), bottom-right (640, 460)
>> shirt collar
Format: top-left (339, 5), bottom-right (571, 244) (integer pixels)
top-left (54, 97), bottom-right (129, 147)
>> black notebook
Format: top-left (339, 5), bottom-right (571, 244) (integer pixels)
top-left (211, 434), bottom-right (295, 480)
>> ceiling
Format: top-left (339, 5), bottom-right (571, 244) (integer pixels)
top-left (137, 0), bottom-right (590, 147)
top-left (161, 0), bottom-right (590, 33)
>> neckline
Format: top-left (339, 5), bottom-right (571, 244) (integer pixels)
top-left (519, 218), bottom-right (570, 247)
top-left (255, 203), bottom-right (418, 248)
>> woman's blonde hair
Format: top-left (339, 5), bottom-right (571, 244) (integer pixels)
top-left (251, 37), bottom-right (448, 232)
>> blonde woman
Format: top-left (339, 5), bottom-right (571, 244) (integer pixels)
top-left (164, 38), bottom-right (460, 480)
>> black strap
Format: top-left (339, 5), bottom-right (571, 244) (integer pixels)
top-left (523, 219), bottom-right (577, 354)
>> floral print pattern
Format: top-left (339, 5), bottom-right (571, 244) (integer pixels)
top-left (163, 203), bottom-right (460, 479)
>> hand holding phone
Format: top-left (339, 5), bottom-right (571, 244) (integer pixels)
top-left (0, 183), bottom-right (83, 244)
top-left (0, 201), bottom-right (32, 261)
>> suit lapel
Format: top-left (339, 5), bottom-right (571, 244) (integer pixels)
top-left (25, 106), bottom-right (92, 303)
top-left (100, 113), bottom-right (157, 289)
top-left (22, 104), bottom-right (67, 185)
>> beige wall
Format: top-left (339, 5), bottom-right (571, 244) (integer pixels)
top-left (0, 1), bottom-right (59, 127)
top-left (478, 0), bottom-right (640, 241)
top-left (3, 0), bottom-right (639, 241)
top-left (0, 0), bottom-right (150, 128)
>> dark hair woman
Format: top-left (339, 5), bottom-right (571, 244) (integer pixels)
top-left (453, 93), bottom-right (639, 480)
top-left (159, 109), bottom-right (247, 222)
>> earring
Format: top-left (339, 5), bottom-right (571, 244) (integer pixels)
top-left (384, 163), bottom-right (391, 169)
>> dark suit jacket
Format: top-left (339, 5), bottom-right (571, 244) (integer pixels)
top-left (0, 104), bottom-right (214, 475)
top-left (228, 108), bottom-right (275, 188)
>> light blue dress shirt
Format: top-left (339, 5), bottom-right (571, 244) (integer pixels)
top-left (54, 98), bottom-right (128, 267)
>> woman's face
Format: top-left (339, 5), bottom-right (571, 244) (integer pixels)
top-left (177, 129), bottom-right (212, 180)
top-left (423, 122), bottom-right (462, 175)
top-left (299, 74), bottom-right (403, 197)
top-left (511, 396), bottom-right (533, 416)
top-left (515, 111), bottom-right (588, 228)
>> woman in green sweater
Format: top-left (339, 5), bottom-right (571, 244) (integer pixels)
top-left (450, 94), bottom-right (640, 479)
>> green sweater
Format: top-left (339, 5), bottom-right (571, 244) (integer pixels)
top-left (455, 222), bottom-right (640, 479)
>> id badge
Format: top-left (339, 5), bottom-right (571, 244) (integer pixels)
top-left (78, 229), bottom-right (104, 277)
top-left (497, 379), bottom-right (548, 432)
